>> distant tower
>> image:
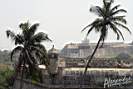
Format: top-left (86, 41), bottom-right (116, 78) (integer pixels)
top-left (82, 37), bottom-right (89, 44)
top-left (47, 45), bottom-right (59, 84)
top-left (48, 45), bottom-right (59, 74)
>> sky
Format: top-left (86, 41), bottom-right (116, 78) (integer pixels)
top-left (0, 0), bottom-right (133, 50)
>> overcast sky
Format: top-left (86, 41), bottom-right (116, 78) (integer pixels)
top-left (0, 0), bottom-right (133, 50)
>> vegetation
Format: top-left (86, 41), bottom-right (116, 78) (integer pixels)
top-left (82, 0), bottom-right (131, 74)
top-left (0, 50), bottom-right (10, 63)
top-left (0, 67), bottom-right (14, 89)
top-left (6, 21), bottom-right (51, 89)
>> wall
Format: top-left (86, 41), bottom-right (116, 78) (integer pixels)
top-left (13, 79), bottom-right (47, 89)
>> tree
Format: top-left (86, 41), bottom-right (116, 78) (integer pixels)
top-left (6, 21), bottom-right (51, 89)
top-left (82, 0), bottom-right (131, 74)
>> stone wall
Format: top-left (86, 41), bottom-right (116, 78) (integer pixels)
top-left (13, 79), bottom-right (47, 89)
top-left (13, 79), bottom-right (90, 89)
top-left (13, 69), bottom-right (133, 89)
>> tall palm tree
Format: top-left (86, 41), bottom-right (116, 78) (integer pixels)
top-left (6, 21), bottom-right (51, 88)
top-left (82, 0), bottom-right (131, 74)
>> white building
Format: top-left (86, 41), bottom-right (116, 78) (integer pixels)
top-left (60, 39), bottom-right (133, 58)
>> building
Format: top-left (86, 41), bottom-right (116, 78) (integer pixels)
top-left (60, 38), bottom-right (133, 58)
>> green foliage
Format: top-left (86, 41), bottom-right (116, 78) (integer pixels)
top-left (0, 50), bottom-right (10, 63)
top-left (0, 68), bottom-right (14, 89)
top-left (26, 69), bottom-right (42, 83)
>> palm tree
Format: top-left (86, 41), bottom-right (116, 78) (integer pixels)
top-left (6, 21), bottom-right (51, 88)
top-left (82, 0), bottom-right (131, 74)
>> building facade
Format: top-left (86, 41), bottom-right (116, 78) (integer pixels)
top-left (60, 39), bottom-right (133, 58)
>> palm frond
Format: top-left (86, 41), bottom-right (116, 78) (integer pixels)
top-left (6, 30), bottom-right (16, 40)
top-left (15, 34), bottom-right (24, 45)
top-left (82, 24), bottom-right (91, 32)
top-left (82, 18), bottom-right (104, 36)
top-left (109, 22), bottom-right (120, 40)
top-left (86, 26), bottom-right (95, 36)
top-left (11, 46), bottom-right (23, 61)
top-left (90, 6), bottom-right (104, 17)
top-left (114, 22), bottom-right (131, 34)
top-left (105, 0), bottom-right (114, 10)
top-left (103, 0), bottom-right (113, 9)
top-left (103, 0), bottom-right (107, 8)
top-left (6, 30), bottom-right (24, 45)
top-left (30, 46), bottom-right (42, 64)
top-left (111, 4), bottom-right (120, 12)
top-left (116, 28), bottom-right (125, 41)
top-left (82, 18), bottom-right (103, 34)
top-left (30, 45), bottom-right (49, 65)
top-left (29, 23), bottom-right (39, 37)
top-left (19, 22), bottom-right (29, 31)
top-left (31, 32), bottom-right (52, 43)
top-left (110, 23), bottom-right (125, 40)
top-left (33, 44), bottom-right (47, 53)
top-left (108, 0), bottom-right (114, 5)
top-left (112, 16), bottom-right (127, 24)
top-left (19, 22), bottom-right (30, 41)
top-left (111, 9), bottom-right (127, 16)
top-left (32, 44), bottom-right (49, 65)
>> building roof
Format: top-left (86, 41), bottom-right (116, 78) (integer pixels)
top-left (48, 45), bottom-right (59, 54)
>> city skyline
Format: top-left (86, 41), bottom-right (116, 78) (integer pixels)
top-left (0, 0), bottom-right (133, 50)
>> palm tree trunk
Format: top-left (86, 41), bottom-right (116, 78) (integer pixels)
top-left (100, 38), bottom-right (104, 48)
top-left (19, 55), bottom-right (26, 89)
top-left (84, 35), bottom-right (102, 75)
top-left (39, 69), bottom-right (43, 83)
top-left (19, 65), bottom-right (25, 89)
